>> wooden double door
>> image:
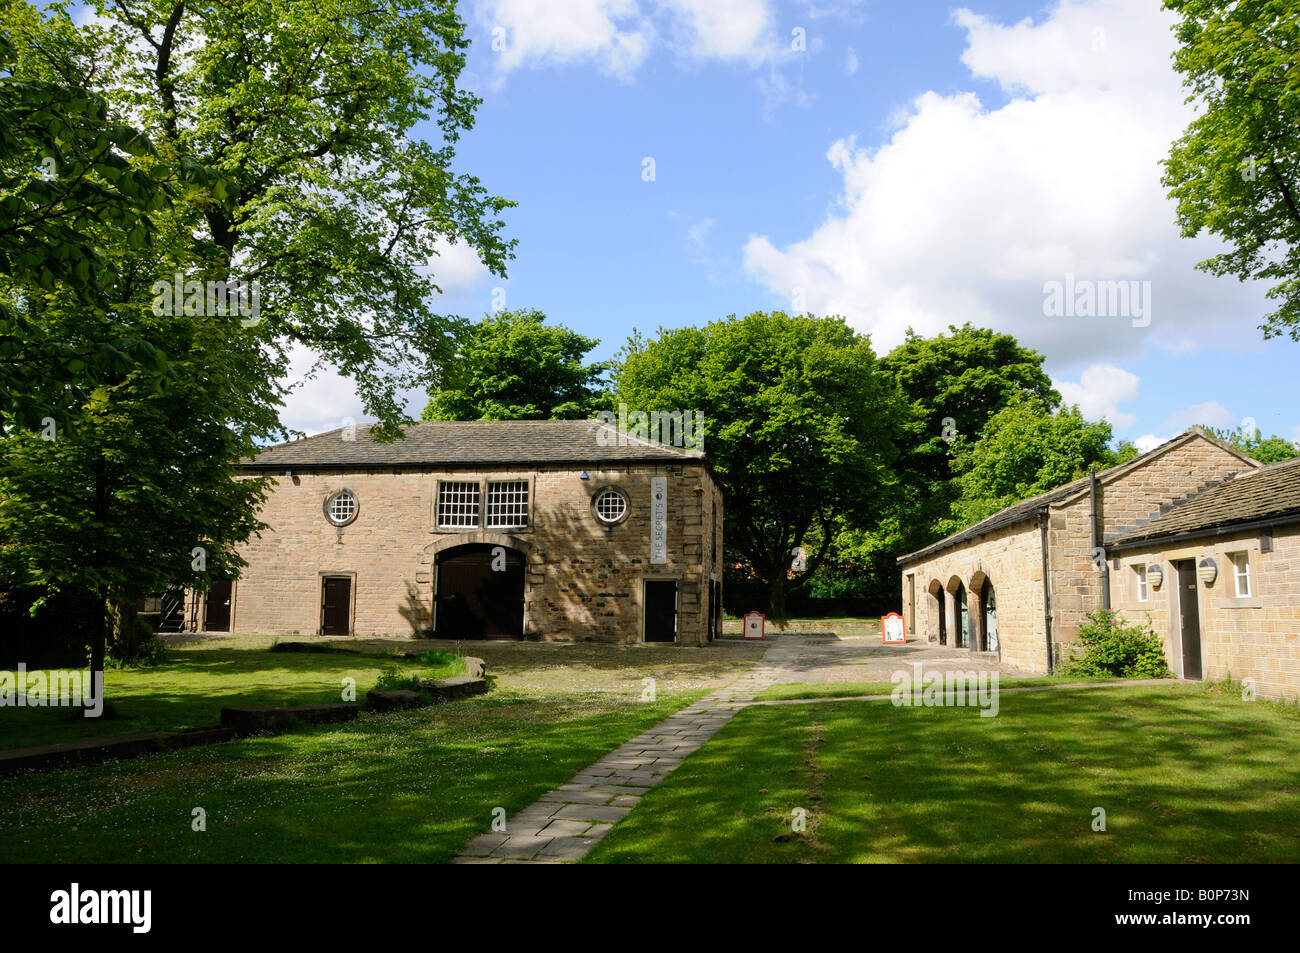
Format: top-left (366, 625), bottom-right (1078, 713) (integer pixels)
top-left (435, 544), bottom-right (525, 638)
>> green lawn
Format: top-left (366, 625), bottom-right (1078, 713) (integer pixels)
top-left (0, 635), bottom-right (760, 862)
top-left (0, 640), bottom-right (461, 749)
top-left (585, 683), bottom-right (1300, 863)
top-left (0, 692), bottom-right (705, 863)
top-left (753, 674), bottom-right (1124, 702)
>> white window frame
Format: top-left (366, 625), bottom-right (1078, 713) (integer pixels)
top-left (593, 486), bottom-right (629, 525)
top-left (325, 489), bottom-right (359, 527)
top-left (437, 480), bottom-right (480, 529)
top-left (485, 479), bottom-right (530, 529)
top-left (1231, 551), bottom-right (1251, 598)
top-left (1134, 564), bottom-right (1148, 602)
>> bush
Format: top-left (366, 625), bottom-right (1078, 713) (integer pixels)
top-left (1058, 609), bottom-right (1172, 679)
top-left (373, 663), bottom-right (421, 692)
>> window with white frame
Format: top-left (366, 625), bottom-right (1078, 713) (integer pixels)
top-left (1134, 564), bottom-right (1148, 602)
top-left (593, 487), bottom-right (629, 524)
top-left (437, 481), bottom-right (480, 528)
top-left (1231, 551), bottom-right (1251, 597)
top-left (325, 489), bottom-right (358, 526)
top-left (486, 480), bottom-right (529, 529)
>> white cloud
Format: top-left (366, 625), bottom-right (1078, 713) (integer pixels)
top-left (1133, 433), bottom-right (1167, 453)
top-left (659, 0), bottom-right (774, 65)
top-left (845, 46), bottom-right (859, 76)
top-left (427, 237), bottom-right (492, 297)
top-left (476, 0), bottom-right (797, 88)
top-left (741, 0), bottom-right (1269, 367)
top-left (1162, 400), bottom-right (1236, 433)
top-left (476, 0), bottom-right (654, 80)
top-left (1054, 362), bottom-right (1139, 428)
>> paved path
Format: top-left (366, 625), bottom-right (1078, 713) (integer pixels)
top-left (451, 636), bottom-right (1039, 864)
top-left (453, 639), bottom-right (807, 863)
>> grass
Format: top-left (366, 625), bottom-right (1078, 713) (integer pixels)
top-left (1, 634), bottom-right (763, 750)
top-left (0, 692), bottom-right (706, 863)
top-left (585, 682), bottom-right (1300, 863)
top-left (753, 673), bottom-right (1135, 702)
top-left (0, 635), bottom-right (761, 863)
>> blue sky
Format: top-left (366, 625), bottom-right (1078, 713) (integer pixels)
top-left (284, 0), bottom-right (1300, 451)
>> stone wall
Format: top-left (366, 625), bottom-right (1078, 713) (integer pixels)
top-left (1112, 524), bottom-right (1300, 702)
top-left (901, 520), bottom-right (1048, 673)
top-left (901, 433), bottom-right (1258, 674)
top-left (224, 461), bottom-right (719, 644)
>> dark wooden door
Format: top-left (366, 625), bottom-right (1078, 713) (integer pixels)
top-left (321, 577), bottom-right (352, 635)
top-left (708, 580), bottom-right (722, 642)
top-left (435, 545), bottom-right (524, 638)
top-left (1176, 560), bottom-right (1202, 679)
top-left (644, 580), bottom-right (677, 643)
top-left (936, 590), bottom-right (946, 645)
top-left (205, 579), bottom-right (232, 632)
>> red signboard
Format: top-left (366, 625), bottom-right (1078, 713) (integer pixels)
top-left (743, 611), bottom-right (765, 640)
top-left (881, 612), bottom-right (907, 644)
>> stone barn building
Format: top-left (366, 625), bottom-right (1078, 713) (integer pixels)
top-left (896, 428), bottom-right (1298, 694)
top-left (193, 420), bottom-right (724, 644)
top-left (1107, 454), bottom-right (1300, 701)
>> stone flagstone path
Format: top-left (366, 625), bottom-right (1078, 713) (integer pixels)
top-left (453, 640), bottom-right (801, 864)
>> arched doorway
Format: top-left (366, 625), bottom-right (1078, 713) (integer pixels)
top-left (434, 543), bottom-right (525, 638)
top-left (954, 581), bottom-right (969, 648)
top-left (982, 579), bottom-right (999, 656)
top-left (928, 579), bottom-right (946, 645)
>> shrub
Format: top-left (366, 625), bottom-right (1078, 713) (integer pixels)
top-left (1058, 609), bottom-right (1172, 679)
top-left (373, 663), bottom-right (421, 692)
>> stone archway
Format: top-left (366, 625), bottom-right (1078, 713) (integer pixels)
top-left (946, 575), bottom-right (968, 648)
top-left (927, 579), bottom-right (946, 645)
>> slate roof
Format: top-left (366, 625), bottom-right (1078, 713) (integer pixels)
top-left (242, 419), bottom-right (703, 471)
top-left (896, 428), bottom-right (1258, 565)
top-left (1110, 454), bottom-right (1300, 548)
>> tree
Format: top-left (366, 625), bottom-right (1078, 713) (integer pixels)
top-left (1163, 0), bottom-right (1300, 339)
top-left (1204, 425), bottom-right (1300, 464)
top-left (1, 1), bottom-right (512, 681)
top-left (942, 397), bottom-right (1123, 532)
top-left (614, 312), bottom-right (901, 617)
top-left (421, 309), bottom-right (609, 420)
top-left (5, 0), bottom-right (515, 438)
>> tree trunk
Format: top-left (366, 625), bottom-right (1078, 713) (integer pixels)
top-left (107, 594), bottom-right (143, 662)
top-left (89, 590), bottom-right (107, 710)
top-left (768, 575), bottom-right (788, 619)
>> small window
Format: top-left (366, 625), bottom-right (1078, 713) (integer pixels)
top-left (437, 481), bottom-right (480, 528)
top-left (1231, 552), bottom-right (1251, 597)
top-left (325, 489), bottom-right (358, 526)
top-left (593, 487), bottom-right (629, 524)
top-left (1134, 564), bottom-right (1148, 602)
top-left (486, 480), bottom-right (529, 529)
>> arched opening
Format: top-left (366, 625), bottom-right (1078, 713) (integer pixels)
top-left (928, 579), bottom-right (946, 645)
top-left (434, 543), bottom-right (525, 638)
top-left (982, 578), bottom-right (999, 656)
top-left (969, 571), bottom-right (989, 652)
top-left (946, 575), bottom-right (968, 648)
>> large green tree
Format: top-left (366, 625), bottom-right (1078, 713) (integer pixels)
top-left (1163, 0), bottom-right (1300, 339)
top-left (1, 0), bottom-right (512, 679)
top-left (941, 397), bottom-right (1125, 533)
top-left (421, 309), bottom-right (609, 420)
top-left (615, 312), bottom-right (901, 617)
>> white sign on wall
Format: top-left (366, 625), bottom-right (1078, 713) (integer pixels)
top-left (650, 476), bottom-right (667, 564)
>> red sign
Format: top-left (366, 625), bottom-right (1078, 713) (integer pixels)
top-left (881, 612), bottom-right (907, 644)
top-left (743, 611), bottom-right (765, 640)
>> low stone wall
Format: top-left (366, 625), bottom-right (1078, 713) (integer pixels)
top-left (0, 726), bottom-right (237, 776)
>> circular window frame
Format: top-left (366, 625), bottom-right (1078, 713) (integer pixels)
top-left (591, 485), bottom-right (630, 526)
top-left (324, 489), bottom-right (359, 527)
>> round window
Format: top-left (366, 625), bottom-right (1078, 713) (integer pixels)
top-left (325, 489), bottom-right (358, 526)
top-left (592, 487), bottom-right (629, 525)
